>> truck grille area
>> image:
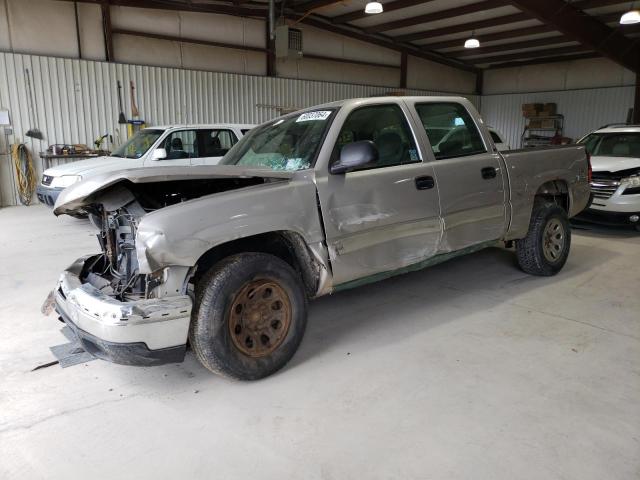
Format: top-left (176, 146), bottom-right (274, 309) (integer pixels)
top-left (590, 172), bottom-right (621, 199)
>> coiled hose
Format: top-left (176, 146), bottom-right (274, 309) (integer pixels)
top-left (11, 143), bottom-right (37, 205)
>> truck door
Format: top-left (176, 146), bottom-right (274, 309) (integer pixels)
top-left (410, 101), bottom-right (507, 251)
top-left (315, 103), bottom-right (442, 286)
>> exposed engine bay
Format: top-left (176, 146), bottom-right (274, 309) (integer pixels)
top-left (80, 177), bottom-right (270, 300)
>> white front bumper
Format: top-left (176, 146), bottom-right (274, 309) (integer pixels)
top-left (590, 183), bottom-right (640, 214)
top-left (55, 256), bottom-right (192, 350)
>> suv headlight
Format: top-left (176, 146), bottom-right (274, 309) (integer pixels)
top-left (621, 174), bottom-right (640, 189)
top-left (50, 175), bottom-right (82, 188)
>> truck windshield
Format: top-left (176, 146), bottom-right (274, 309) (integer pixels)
top-left (221, 110), bottom-right (335, 171)
top-left (578, 132), bottom-right (640, 158)
top-left (111, 129), bottom-right (164, 159)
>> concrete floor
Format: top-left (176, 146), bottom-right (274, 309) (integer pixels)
top-left (0, 205), bottom-right (638, 480)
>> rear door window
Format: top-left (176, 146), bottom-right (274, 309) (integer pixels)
top-left (415, 103), bottom-right (487, 160)
top-left (199, 129), bottom-right (239, 157)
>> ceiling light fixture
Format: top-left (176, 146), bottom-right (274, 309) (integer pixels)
top-left (365, 1), bottom-right (383, 14)
top-left (465, 32), bottom-right (480, 49)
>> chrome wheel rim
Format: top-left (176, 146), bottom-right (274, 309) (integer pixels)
top-left (228, 279), bottom-right (292, 358)
top-left (543, 218), bottom-right (565, 263)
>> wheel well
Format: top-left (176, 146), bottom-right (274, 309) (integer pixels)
top-left (192, 231), bottom-right (321, 298)
top-left (534, 180), bottom-right (570, 212)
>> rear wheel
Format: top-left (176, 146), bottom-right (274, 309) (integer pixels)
top-left (516, 202), bottom-right (571, 276)
top-left (189, 253), bottom-right (308, 380)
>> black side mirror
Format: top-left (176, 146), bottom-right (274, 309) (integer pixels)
top-left (330, 140), bottom-right (378, 174)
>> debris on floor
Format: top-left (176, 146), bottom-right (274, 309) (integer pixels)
top-left (48, 326), bottom-right (96, 368)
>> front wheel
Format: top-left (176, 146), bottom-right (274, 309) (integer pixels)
top-left (189, 253), bottom-right (308, 380)
top-left (516, 202), bottom-right (571, 276)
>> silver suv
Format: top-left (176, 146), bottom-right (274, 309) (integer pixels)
top-left (577, 124), bottom-right (640, 230)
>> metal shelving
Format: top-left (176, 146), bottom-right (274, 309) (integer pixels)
top-left (521, 114), bottom-right (564, 148)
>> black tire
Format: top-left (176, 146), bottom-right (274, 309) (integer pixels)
top-left (516, 202), bottom-right (571, 276)
top-left (189, 253), bottom-right (308, 380)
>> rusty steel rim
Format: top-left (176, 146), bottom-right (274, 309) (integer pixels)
top-left (228, 279), bottom-right (292, 358)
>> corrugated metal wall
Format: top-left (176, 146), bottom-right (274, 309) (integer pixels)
top-left (481, 86), bottom-right (635, 150)
top-left (0, 52), bottom-right (479, 207)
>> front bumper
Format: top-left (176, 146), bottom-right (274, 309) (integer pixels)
top-left (36, 185), bottom-right (64, 208)
top-left (574, 208), bottom-right (640, 227)
top-left (53, 255), bottom-right (192, 366)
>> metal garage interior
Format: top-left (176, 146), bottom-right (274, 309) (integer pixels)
top-left (0, 1), bottom-right (638, 479)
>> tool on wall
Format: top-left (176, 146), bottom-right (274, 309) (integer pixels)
top-left (125, 80), bottom-right (145, 138)
top-left (11, 143), bottom-right (37, 205)
top-left (130, 80), bottom-right (140, 118)
top-left (117, 81), bottom-right (126, 124)
top-left (24, 69), bottom-right (43, 140)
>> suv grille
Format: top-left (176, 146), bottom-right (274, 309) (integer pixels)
top-left (42, 174), bottom-right (53, 186)
top-left (590, 172), bottom-right (621, 199)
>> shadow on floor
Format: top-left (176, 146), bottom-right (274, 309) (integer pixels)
top-left (290, 242), bottom-right (618, 369)
top-left (571, 220), bottom-right (639, 239)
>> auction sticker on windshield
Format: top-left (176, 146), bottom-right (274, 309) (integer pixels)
top-left (296, 111), bottom-right (332, 122)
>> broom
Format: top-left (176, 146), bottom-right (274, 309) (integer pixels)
top-left (25, 69), bottom-right (43, 140)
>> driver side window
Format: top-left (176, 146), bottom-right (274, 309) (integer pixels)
top-left (163, 130), bottom-right (197, 159)
top-left (333, 104), bottom-right (420, 171)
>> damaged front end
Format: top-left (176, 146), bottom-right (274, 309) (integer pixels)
top-left (49, 166), bottom-right (288, 366)
top-left (52, 187), bottom-right (194, 365)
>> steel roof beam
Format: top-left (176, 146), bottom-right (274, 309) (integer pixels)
top-left (332, 0), bottom-right (437, 24)
top-left (509, 0), bottom-right (640, 72)
top-left (468, 45), bottom-right (592, 64)
top-left (364, 0), bottom-right (510, 33)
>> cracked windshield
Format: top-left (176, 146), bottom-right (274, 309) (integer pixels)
top-left (222, 110), bottom-right (335, 171)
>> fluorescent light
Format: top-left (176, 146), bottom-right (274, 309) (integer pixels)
top-left (620, 9), bottom-right (640, 24)
top-left (464, 37), bottom-right (480, 49)
top-left (365, 1), bottom-right (383, 14)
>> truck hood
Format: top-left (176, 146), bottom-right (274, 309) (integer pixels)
top-left (43, 155), bottom-right (143, 177)
top-left (53, 165), bottom-right (295, 215)
top-left (591, 155), bottom-right (640, 173)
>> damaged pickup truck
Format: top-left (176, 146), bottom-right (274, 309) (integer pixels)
top-left (49, 97), bottom-right (591, 380)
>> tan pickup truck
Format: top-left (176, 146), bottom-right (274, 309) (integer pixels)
top-left (49, 96), bottom-right (591, 380)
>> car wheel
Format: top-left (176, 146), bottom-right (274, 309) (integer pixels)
top-left (516, 201), bottom-right (571, 276)
top-left (189, 253), bottom-right (308, 380)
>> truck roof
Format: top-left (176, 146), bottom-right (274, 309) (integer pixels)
top-left (146, 123), bottom-right (255, 131)
top-left (303, 96), bottom-right (471, 111)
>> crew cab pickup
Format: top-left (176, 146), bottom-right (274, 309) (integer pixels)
top-left (48, 97), bottom-right (590, 380)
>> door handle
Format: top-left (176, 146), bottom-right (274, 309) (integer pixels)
top-left (481, 166), bottom-right (497, 179)
top-left (415, 176), bottom-right (435, 190)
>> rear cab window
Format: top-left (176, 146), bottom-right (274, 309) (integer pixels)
top-left (415, 102), bottom-right (487, 160)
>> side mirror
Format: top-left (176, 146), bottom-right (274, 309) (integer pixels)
top-left (150, 148), bottom-right (167, 161)
top-left (330, 140), bottom-right (378, 174)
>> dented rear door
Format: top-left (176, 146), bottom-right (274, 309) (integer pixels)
top-left (314, 102), bottom-right (442, 286)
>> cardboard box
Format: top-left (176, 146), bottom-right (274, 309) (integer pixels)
top-left (522, 103), bottom-right (543, 118)
top-left (541, 119), bottom-right (555, 129)
top-left (540, 103), bottom-right (557, 116)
